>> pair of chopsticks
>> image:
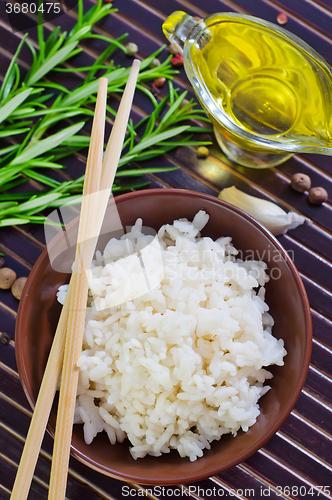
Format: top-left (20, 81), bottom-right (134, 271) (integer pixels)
top-left (10, 59), bottom-right (141, 500)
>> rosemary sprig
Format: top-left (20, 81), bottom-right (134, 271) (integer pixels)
top-left (0, 0), bottom-right (212, 227)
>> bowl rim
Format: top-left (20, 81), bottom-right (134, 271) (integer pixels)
top-left (15, 188), bottom-right (312, 484)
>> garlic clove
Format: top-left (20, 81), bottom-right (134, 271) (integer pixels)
top-left (218, 186), bottom-right (306, 235)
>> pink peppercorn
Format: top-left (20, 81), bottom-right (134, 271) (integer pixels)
top-left (152, 77), bottom-right (166, 88)
top-left (171, 54), bottom-right (183, 67)
top-left (277, 13), bottom-right (288, 25)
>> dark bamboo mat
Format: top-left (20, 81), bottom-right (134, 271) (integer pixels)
top-left (0, 0), bottom-right (332, 499)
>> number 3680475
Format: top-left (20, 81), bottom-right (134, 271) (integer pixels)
top-left (5, 3), bottom-right (61, 14)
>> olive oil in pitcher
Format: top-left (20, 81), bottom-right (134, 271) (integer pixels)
top-left (163, 11), bottom-right (332, 168)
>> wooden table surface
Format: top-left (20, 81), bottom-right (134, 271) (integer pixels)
top-left (0, 0), bottom-right (331, 499)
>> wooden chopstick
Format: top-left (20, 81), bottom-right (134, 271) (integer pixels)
top-left (10, 60), bottom-right (140, 500)
top-left (9, 76), bottom-right (108, 500)
top-left (48, 59), bottom-right (141, 500)
top-left (47, 74), bottom-right (107, 498)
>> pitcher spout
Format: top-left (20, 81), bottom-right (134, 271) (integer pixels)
top-left (162, 11), bottom-right (198, 54)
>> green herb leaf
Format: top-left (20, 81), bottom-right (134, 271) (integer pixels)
top-left (15, 193), bottom-right (62, 213)
top-left (129, 126), bottom-right (190, 155)
top-left (0, 127), bottom-right (30, 138)
top-left (0, 145), bottom-right (20, 156)
top-left (159, 91), bottom-right (188, 127)
top-left (26, 43), bottom-right (81, 86)
top-left (11, 122), bottom-right (85, 166)
top-left (0, 218), bottom-right (30, 227)
top-left (115, 166), bottom-right (178, 177)
top-left (0, 89), bottom-right (32, 125)
top-left (0, 202), bottom-right (18, 210)
top-left (62, 68), bottom-right (127, 106)
top-left (0, 34), bottom-right (28, 102)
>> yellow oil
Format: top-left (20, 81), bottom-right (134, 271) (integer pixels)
top-left (179, 15), bottom-right (332, 149)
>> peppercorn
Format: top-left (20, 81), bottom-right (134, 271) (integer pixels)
top-left (0, 268), bottom-right (16, 290)
top-left (153, 77), bottom-right (166, 88)
top-left (171, 54), bottom-right (183, 67)
top-left (0, 332), bottom-right (10, 345)
top-left (277, 13), bottom-right (288, 25)
top-left (125, 42), bottom-right (138, 56)
top-left (290, 173), bottom-right (311, 193)
top-left (308, 187), bottom-right (328, 205)
top-left (149, 58), bottom-right (161, 69)
top-left (0, 257), bottom-right (5, 269)
top-left (168, 44), bottom-right (179, 55)
top-left (11, 277), bottom-right (28, 300)
top-left (197, 146), bottom-right (209, 158)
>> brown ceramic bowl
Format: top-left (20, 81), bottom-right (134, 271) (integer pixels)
top-left (16, 188), bottom-right (312, 485)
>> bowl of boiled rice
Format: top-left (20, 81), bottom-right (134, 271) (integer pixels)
top-left (16, 188), bottom-right (311, 484)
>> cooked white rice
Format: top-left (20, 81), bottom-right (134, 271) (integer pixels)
top-left (59, 210), bottom-right (286, 461)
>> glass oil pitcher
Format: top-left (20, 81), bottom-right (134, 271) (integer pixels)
top-left (163, 11), bottom-right (332, 168)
